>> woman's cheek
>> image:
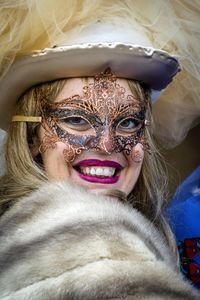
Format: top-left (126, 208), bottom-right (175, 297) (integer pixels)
top-left (131, 144), bottom-right (144, 164)
top-left (121, 144), bottom-right (144, 194)
top-left (41, 142), bottom-right (71, 180)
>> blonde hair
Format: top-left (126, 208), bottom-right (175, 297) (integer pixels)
top-left (0, 78), bottom-right (177, 256)
top-left (0, 79), bottom-right (66, 211)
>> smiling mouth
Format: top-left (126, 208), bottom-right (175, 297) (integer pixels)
top-left (73, 159), bottom-right (123, 184)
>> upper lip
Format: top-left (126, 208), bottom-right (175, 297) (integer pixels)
top-left (74, 159), bottom-right (123, 170)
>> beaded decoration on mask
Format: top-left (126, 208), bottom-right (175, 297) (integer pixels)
top-left (40, 68), bottom-right (148, 162)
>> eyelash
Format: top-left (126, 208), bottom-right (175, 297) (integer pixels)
top-left (116, 117), bottom-right (142, 133)
top-left (61, 116), bottom-right (91, 131)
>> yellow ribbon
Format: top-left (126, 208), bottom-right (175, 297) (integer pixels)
top-left (12, 115), bottom-right (42, 123)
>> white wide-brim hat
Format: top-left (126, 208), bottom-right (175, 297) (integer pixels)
top-left (0, 22), bottom-right (181, 130)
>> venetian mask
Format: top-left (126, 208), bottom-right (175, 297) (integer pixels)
top-left (40, 68), bottom-right (148, 162)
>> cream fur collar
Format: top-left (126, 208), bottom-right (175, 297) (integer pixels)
top-left (0, 182), bottom-right (198, 299)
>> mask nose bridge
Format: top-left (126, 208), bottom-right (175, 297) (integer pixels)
top-left (98, 121), bottom-right (115, 154)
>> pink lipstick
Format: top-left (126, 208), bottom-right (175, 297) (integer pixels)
top-left (76, 159), bottom-right (123, 169)
top-left (74, 159), bottom-right (123, 184)
top-left (78, 173), bottom-right (119, 184)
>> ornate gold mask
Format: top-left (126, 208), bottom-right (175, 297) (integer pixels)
top-left (40, 69), bottom-right (148, 162)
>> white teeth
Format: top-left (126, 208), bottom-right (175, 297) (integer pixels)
top-left (90, 168), bottom-right (96, 175)
top-left (103, 168), bottom-right (113, 176)
top-left (79, 167), bottom-right (116, 177)
top-left (96, 168), bottom-right (103, 176)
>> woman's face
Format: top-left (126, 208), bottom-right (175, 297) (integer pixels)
top-left (38, 72), bottom-right (145, 196)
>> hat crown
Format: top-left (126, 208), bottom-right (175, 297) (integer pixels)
top-left (61, 21), bottom-right (153, 48)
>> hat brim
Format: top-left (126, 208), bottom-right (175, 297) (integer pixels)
top-left (0, 42), bottom-right (181, 130)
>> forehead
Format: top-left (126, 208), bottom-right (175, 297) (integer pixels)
top-left (55, 77), bottom-right (135, 103)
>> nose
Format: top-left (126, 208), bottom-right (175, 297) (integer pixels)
top-left (98, 128), bottom-right (115, 154)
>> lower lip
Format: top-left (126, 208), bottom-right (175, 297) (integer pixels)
top-left (78, 172), bottom-right (119, 184)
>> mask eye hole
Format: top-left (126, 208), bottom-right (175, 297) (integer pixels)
top-left (59, 116), bottom-right (92, 132)
top-left (116, 117), bottom-right (142, 134)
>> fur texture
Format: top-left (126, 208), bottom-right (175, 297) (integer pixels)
top-left (0, 182), bottom-right (198, 299)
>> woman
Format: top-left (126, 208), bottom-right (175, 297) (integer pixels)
top-left (0, 1), bottom-right (199, 299)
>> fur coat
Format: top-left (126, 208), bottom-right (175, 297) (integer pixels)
top-left (0, 182), bottom-right (199, 300)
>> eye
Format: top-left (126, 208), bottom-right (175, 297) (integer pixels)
top-left (117, 117), bottom-right (142, 133)
top-left (60, 116), bottom-right (91, 131)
